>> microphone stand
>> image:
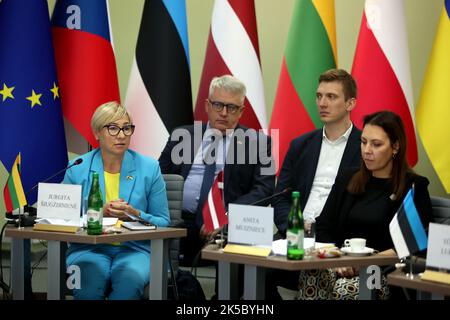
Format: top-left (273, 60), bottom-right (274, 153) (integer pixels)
top-left (4, 159), bottom-right (82, 226)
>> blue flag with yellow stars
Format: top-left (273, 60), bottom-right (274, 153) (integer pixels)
top-left (0, 0), bottom-right (68, 205)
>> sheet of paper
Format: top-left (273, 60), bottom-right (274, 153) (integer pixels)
top-left (36, 218), bottom-right (82, 227)
top-left (271, 240), bottom-right (335, 256)
top-left (36, 217), bottom-right (118, 227)
top-left (81, 216), bottom-right (118, 227)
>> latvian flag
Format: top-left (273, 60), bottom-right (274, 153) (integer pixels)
top-left (3, 153), bottom-right (27, 212)
top-left (202, 171), bottom-right (227, 232)
top-left (389, 187), bottom-right (428, 259)
top-left (194, 0), bottom-right (267, 130)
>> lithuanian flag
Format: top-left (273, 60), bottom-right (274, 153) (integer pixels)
top-left (3, 153), bottom-right (27, 212)
top-left (269, 0), bottom-right (337, 172)
top-left (416, 0), bottom-right (450, 193)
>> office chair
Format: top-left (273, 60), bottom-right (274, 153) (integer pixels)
top-left (141, 174), bottom-right (184, 299)
top-left (430, 196), bottom-right (450, 225)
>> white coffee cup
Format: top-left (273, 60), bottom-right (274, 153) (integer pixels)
top-left (344, 238), bottom-right (366, 252)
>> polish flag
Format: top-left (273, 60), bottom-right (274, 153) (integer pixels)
top-left (194, 0), bottom-right (267, 130)
top-left (202, 171), bottom-right (227, 232)
top-left (352, 0), bottom-right (417, 166)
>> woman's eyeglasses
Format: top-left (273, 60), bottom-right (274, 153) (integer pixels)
top-left (103, 124), bottom-right (135, 136)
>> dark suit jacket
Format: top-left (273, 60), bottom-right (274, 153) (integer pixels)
top-left (159, 123), bottom-right (275, 209)
top-left (316, 167), bottom-right (432, 250)
top-left (273, 126), bottom-right (361, 236)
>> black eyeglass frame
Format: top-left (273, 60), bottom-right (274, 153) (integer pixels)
top-left (103, 124), bottom-right (136, 136)
top-left (207, 99), bottom-right (243, 114)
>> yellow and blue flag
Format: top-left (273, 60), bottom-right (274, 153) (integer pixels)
top-left (416, 0), bottom-right (450, 193)
top-left (0, 0), bottom-right (68, 204)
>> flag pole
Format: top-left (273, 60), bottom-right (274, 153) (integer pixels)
top-left (220, 176), bottom-right (226, 249)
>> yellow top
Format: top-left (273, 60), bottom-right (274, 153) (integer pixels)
top-left (104, 171), bottom-right (121, 245)
top-left (104, 171), bottom-right (120, 203)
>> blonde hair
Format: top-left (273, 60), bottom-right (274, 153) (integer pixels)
top-left (91, 101), bottom-right (133, 132)
top-left (209, 75), bottom-right (246, 104)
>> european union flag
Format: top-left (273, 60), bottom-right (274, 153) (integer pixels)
top-left (0, 0), bottom-right (68, 205)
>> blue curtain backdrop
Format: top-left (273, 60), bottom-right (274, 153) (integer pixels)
top-left (0, 0), bottom-right (68, 204)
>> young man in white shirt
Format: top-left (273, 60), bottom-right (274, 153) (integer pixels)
top-left (273, 68), bottom-right (361, 238)
top-left (267, 69), bottom-right (361, 300)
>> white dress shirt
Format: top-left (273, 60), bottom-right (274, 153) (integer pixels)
top-left (182, 123), bottom-right (231, 213)
top-left (303, 124), bottom-right (353, 222)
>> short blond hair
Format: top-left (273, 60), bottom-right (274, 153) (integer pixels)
top-left (91, 101), bottom-right (133, 132)
top-left (209, 75), bottom-right (246, 104)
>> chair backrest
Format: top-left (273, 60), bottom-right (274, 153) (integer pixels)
top-left (431, 196), bottom-right (450, 225)
top-left (162, 174), bottom-right (185, 272)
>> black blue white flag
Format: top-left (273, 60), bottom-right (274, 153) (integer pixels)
top-left (389, 187), bottom-right (428, 258)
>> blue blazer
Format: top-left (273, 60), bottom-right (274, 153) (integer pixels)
top-left (63, 149), bottom-right (170, 254)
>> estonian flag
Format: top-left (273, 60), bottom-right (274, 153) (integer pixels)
top-left (125, 0), bottom-right (193, 159)
top-left (389, 186), bottom-right (428, 258)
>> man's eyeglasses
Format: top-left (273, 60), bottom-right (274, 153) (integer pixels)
top-left (103, 124), bottom-right (135, 136)
top-left (208, 100), bottom-right (242, 114)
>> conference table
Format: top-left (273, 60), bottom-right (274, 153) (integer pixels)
top-left (387, 269), bottom-right (450, 300)
top-left (202, 245), bottom-right (399, 300)
top-left (5, 226), bottom-right (186, 300)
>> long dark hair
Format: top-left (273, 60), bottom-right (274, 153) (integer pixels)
top-left (347, 111), bottom-right (412, 199)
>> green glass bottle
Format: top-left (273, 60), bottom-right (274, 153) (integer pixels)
top-left (286, 191), bottom-right (304, 260)
top-left (87, 172), bottom-right (103, 235)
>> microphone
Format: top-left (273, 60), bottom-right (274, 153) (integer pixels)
top-left (248, 187), bottom-right (292, 207)
top-left (5, 159), bottom-right (83, 225)
top-left (26, 158), bottom-right (83, 195)
top-left (211, 188), bottom-right (292, 244)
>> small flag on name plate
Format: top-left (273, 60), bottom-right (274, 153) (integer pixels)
top-left (3, 153), bottom-right (27, 212)
top-left (389, 187), bottom-right (428, 258)
top-left (202, 171), bottom-right (227, 232)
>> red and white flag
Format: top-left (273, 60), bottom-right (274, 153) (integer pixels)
top-left (202, 171), bottom-right (227, 232)
top-left (194, 0), bottom-right (267, 130)
top-left (352, 0), bottom-right (417, 166)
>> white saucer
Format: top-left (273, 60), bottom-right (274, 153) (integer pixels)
top-left (340, 247), bottom-right (374, 256)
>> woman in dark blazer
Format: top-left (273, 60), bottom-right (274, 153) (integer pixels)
top-left (316, 110), bottom-right (432, 279)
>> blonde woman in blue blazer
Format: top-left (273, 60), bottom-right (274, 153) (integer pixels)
top-left (64, 101), bottom-right (170, 300)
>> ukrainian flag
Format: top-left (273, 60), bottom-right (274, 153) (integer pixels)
top-left (416, 1), bottom-right (450, 193)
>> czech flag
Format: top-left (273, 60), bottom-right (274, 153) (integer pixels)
top-left (52, 0), bottom-right (120, 149)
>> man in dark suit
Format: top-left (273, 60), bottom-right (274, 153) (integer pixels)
top-left (267, 69), bottom-right (362, 299)
top-left (274, 68), bottom-right (361, 237)
top-left (159, 75), bottom-right (275, 267)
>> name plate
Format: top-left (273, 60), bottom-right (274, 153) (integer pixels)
top-left (426, 223), bottom-right (450, 270)
top-left (37, 183), bottom-right (82, 223)
top-left (227, 204), bottom-right (273, 247)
